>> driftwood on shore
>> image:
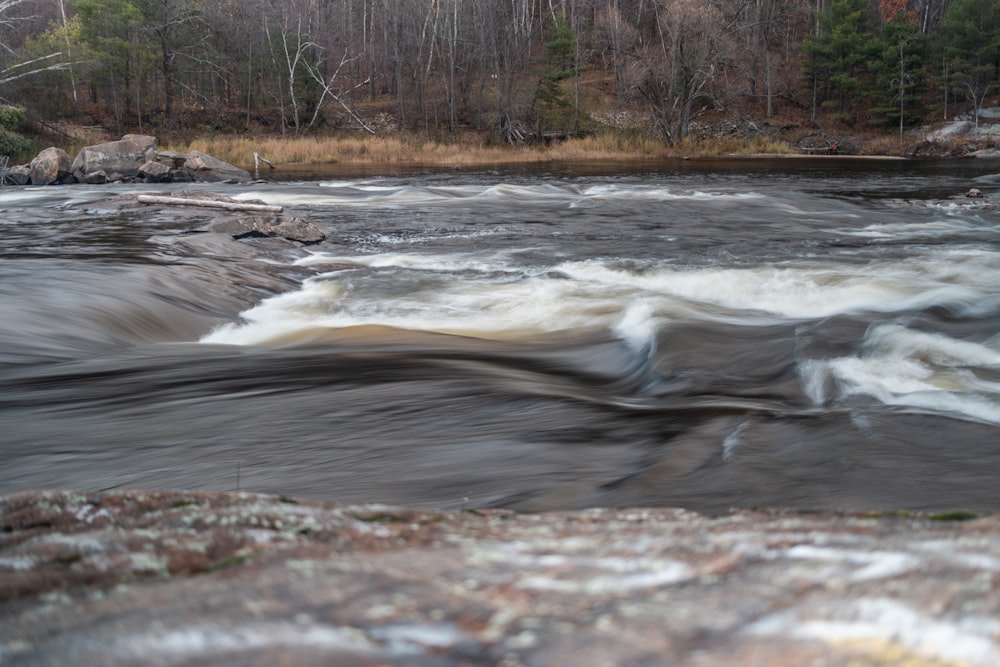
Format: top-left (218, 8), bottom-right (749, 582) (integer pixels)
top-left (136, 194), bottom-right (283, 213)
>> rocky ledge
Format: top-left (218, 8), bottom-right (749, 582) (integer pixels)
top-left (2, 490), bottom-right (998, 666)
top-left (95, 190), bottom-right (325, 245)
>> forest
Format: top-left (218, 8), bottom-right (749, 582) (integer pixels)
top-left (0, 0), bottom-right (998, 158)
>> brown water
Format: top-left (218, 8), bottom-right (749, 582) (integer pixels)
top-left (2, 158), bottom-right (1000, 512)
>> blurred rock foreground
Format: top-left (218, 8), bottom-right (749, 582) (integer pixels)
top-left (2, 491), bottom-right (999, 666)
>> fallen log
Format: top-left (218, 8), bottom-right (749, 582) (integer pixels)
top-left (136, 194), bottom-right (282, 213)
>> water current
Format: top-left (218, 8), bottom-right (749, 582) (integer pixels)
top-left (2, 157), bottom-right (1000, 513)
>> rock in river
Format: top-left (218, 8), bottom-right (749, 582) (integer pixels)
top-left (207, 215), bottom-right (326, 244)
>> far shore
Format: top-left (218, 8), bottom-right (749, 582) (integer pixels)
top-left (164, 131), bottom-right (945, 175)
top-left (219, 151), bottom-right (918, 182)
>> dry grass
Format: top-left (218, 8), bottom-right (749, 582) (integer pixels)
top-left (855, 134), bottom-right (905, 156)
top-left (172, 130), bottom-right (792, 169)
top-left (672, 135), bottom-right (794, 156)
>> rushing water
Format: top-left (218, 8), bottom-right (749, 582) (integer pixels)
top-left (2, 158), bottom-right (1000, 513)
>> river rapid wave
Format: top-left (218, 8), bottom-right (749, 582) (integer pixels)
top-left (2, 159), bottom-right (1000, 512)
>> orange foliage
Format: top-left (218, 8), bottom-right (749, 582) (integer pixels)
top-left (877, 0), bottom-right (917, 22)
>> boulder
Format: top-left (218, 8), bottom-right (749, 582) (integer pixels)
top-left (272, 217), bottom-right (326, 244)
top-left (183, 150), bottom-right (251, 183)
top-left (970, 149), bottom-right (1000, 159)
top-left (2, 164), bottom-right (31, 185)
top-left (974, 125), bottom-right (1000, 138)
top-left (71, 134), bottom-right (157, 183)
top-left (207, 215), bottom-right (325, 244)
top-left (155, 150), bottom-right (189, 169)
top-left (80, 169), bottom-right (108, 185)
top-left (138, 160), bottom-right (172, 182)
top-left (926, 120), bottom-right (974, 141)
top-left (29, 147), bottom-right (73, 185)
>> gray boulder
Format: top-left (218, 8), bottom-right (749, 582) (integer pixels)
top-left (138, 160), bottom-right (171, 182)
top-left (80, 169), bottom-right (108, 184)
top-left (155, 150), bottom-right (189, 169)
top-left (183, 150), bottom-right (251, 183)
top-left (29, 147), bottom-right (73, 185)
top-left (71, 134), bottom-right (157, 183)
top-left (3, 164), bottom-right (31, 185)
top-left (927, 121), bottom-right (974, 141)
top-left (207, 215), bottom-right (325, 244)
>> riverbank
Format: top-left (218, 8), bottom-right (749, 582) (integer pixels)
top-left (174, 132), bottom-right (988, 177)
top-left (178, 131), bottom-right (781, 173)
top-left (29, 110), bottom-right (992, 177)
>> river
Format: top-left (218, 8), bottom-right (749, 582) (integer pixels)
top-left (2, 157), bottom-right (999, 513)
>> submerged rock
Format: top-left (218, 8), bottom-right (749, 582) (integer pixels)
top-left (208, 215), bottom-right (325, 244)
top-left (1, 489), bottom-right (998, 666)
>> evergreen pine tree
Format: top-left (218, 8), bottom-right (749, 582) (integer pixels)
top-left (937, 0), bottom-right (1000, 128)
top-left (802, 0), bottom-right (878, 123)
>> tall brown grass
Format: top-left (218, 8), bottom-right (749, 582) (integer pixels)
top-left (174, 130), bottom-right (793, 169)
top-left (859, 134), bottom-right (914, 156)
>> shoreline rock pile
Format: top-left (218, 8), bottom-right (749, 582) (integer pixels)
top-left (4, 134), bottom-right (250, 186)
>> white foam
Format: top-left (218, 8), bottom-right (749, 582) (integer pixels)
top-left (205, 250), bottom-right (1000, 354)
top-left (294, 252), bottom-right (520, 274)
top-left (722, 420), bottom-right (750, 462)
top-left (844, 219), bottom-right (991, 240)
top-left (235, 182), bottom-right (769, 209)
top-left (202, 268), bottom-right (626, 346)
top-left (581, 184), bottom-right (765, 202)
top-left (554, 255), bottom-right (998, 319)
top-left (799, 324), bottom-right (1000, 424)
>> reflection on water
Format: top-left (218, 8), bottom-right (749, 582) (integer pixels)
top-left (2, 159), bottom-right (1000, 513)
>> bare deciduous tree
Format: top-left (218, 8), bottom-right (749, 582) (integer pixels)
top-left (633, 0), bottom-right (734, 143)
top-left (0, 0), bottom-right (68, 90)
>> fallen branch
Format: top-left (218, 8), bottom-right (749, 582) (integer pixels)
top-left (137, 194), bottom-right (282, 213)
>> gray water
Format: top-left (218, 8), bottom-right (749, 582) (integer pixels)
top-left (3, 158), bottom-right (1000, 513)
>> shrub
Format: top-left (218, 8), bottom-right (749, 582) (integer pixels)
top-left (0, 105), bottom-right (27, 132)
top-left (0, 128), bottom-right (34, 160)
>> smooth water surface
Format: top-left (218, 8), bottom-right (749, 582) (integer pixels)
top-left (2, 158), bottom-right (1000, 512)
